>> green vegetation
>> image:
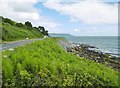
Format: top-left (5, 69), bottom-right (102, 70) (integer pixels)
top-left (25, 21), bottom-right (32, 29)
top-left (0, 51), bottom-right (1, 70)
top-left (2, 38), bottom-right (119, 87)
top-left (0, 16), bottom-right (49, 42)
top-left (38, 26), bottom-right (49, 36)
top-left (16, 23), bottom-right (24, 28)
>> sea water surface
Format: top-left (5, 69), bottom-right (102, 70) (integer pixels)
top-left (50, 34), bottom-right (119, 56)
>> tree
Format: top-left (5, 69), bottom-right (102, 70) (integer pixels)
top-left (16, 23), bottom-right (24, 27)
top-left (38, 26), bottom-right (45, 33)
top-left (33, 27), bottom-right (38, 29)
top-left (45, 30), bottom-right (49, 36)
top-left (25, 21), bottom-right (32, 29)
top-left (38, 26), bottom-right (49, 36)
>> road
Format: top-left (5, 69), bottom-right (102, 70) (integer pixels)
top-left (0, 38), bottom-right (44, 51)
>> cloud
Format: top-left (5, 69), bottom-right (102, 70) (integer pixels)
top-left (0, 0), bottom-right (118, 35)
top-left (43, 0), bottom-right (118, 24)
top-left (0, 0), bottom-right (61, 32)
top-left (0, 0), bottom-right (38, 3)
top-left (74, 29), bottom-right (79, 32)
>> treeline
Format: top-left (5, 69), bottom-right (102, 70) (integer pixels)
top-left (1, 16), bottom-right (49, 36)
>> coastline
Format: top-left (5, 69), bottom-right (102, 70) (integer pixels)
top-left (2, 38), bottom-right (119, 86)
top-left (51, 34), bottom-right (119, 57)
top-left (57, 37), bottom-right (120, 71)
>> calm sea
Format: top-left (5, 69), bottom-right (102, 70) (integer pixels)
top-left (50, 34), bottom-right (119, 56)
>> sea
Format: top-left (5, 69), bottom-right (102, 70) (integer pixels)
top-left (50, 34), bottom-right (119, 57)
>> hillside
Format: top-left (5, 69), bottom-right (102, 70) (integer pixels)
top-left (50, 33), bottom-right (74, 38)
top-left (2, 38), bottom-right (119, 87)
top-left (0, 16), bottom-right (48, 42)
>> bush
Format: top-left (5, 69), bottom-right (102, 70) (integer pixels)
top-left (38, 26), bottom-right (49, 36)
top-left (25, 21), bottom-right (32, 29)
top-left (16, 23), bottom-right (24, 27)
top-left (3, 18), bottom-right (14, 25)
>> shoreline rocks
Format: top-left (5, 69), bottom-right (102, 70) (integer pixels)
top-left (66, 43), bottom-right (120, 71)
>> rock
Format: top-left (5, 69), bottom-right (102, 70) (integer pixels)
top-left (59, 40), bottom-right (120, 71)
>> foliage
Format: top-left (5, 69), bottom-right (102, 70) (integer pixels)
top-left (0, 51), bottom-right (2, 70)
top-left (25, 21), bottom-right (32, 29)
top-left (1, 22), bottom-right (44, 41)
top-left (2, 38), bottom-right (119, 87)
top-left (38, 26), bottom-right (45, 32)
top-left (38, 26), bottom-right (49, 36)
top-left (2, 18), bottom-right (15, 25)
top-left (45, 30), bottom-right (49, 36)
top-left (16, 23), bottom-right (24, 27)
top-left (0, 16), bottom-right (45, 42)
top-left (1, 16), bottom-right (49, 42)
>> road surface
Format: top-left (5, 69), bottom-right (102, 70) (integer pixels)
top-left (0, 38), bottom-right (44, 51)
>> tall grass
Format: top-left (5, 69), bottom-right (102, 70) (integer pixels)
top-left (1, 22), bottom-right (44, 42)
top-left (2, 38), bottom-right (119, 87)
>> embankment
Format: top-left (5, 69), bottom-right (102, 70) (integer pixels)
top-left (2, 38), bottom-right (119, 87)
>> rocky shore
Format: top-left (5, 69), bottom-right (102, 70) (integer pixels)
top-left (57, 38), bottom-right (120, 71)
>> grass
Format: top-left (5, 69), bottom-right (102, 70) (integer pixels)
top-left (2, 38), bottom-right (119, 87)
top-left (0, 22), bottom-right (44, 42)
top-left (0, 51), bottom-right (1, 70)
top-left (0, 51), bottom-right (2, 88)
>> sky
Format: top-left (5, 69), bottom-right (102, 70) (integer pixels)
top-left (0, 0), bottom-right (119, 36)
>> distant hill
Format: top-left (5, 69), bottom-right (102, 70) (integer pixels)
top-left (49, 33), bottom-right (75, 42)
top-left (49, 33), bottom-right (74, 38)
top-left (0, 16), bottom-right (48, 42)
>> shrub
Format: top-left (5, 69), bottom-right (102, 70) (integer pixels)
top-left (25, 21), bottom-right (32, 29)
top-left (16, 23), bottom-right (24, 27)
top-left (3, 18), bottom-right (14, 25)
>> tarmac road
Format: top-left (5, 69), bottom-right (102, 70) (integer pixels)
top-left (0, 38), bottom-right (44, 51)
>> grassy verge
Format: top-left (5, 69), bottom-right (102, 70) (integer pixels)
top-left (2, 38), bottom-right (119, 87)
top-left (0, 52), bottom-right (1, 76)
top-left (0, 51), bottom-right (1, 70)
top-left (1, 23), bottom-right (44, 42)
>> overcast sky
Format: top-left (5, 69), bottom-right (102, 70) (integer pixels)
top-left (0, 0), bottom-right (119, 36)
